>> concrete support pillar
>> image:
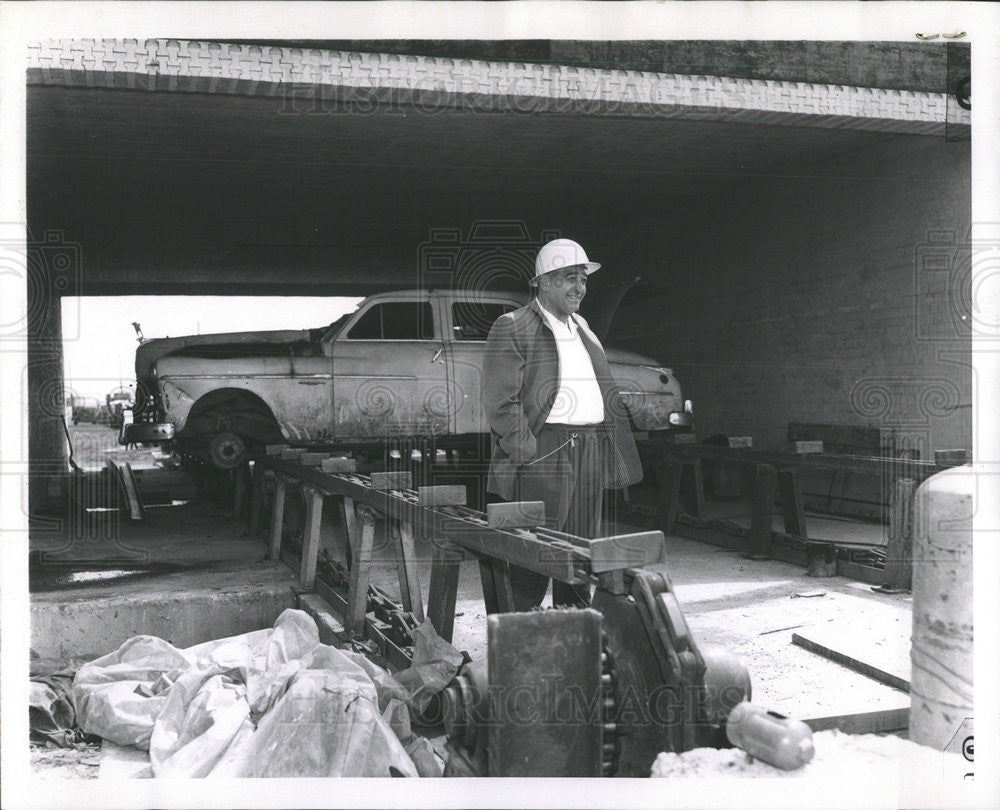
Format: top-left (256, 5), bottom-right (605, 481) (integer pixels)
top-left (27, 275), bottom-right (69, 516)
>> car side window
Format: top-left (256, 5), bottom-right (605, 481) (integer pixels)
top-left (346, 302), bottom-right (435, 340)
top-left (451, 302), bottom-right (518, 341)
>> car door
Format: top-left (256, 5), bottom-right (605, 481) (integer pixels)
top-left (331, 295), bottom-right (449, 441)
top-left (443, 293), bottom-right (524, 436)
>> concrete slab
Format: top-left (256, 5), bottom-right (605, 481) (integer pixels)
top-left (31, 563), bottom-right (297, 659)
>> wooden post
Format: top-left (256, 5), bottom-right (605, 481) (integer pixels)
top-left (346, 506), bottom-right (377, 636)
top-left (748, 464), bottom-right (777, 559)
top-left (340, 496), bottom-right (357, 570)
top-left (427, 540), bottom-right (464, 642)
top-left (682, 459), bottom-right (705, 517)
top-left (881, 478), bottom-right (916, 590)
top-left (777, 468), bottom-right (807, 538)
top-left (655, 458), bottom-right (684, 533)
top-left (479, 558), bottom-right (516, 615)
top-left (248, 461), bottom-right (266, 538)
top-left (232, 463), bottom-right (248, 518)
top-left (393, 519), bottom-right (425, 621)
top-left (299, 485), bottom-right (324, 588)
top-left (268, 476), bottom-right (287, 560)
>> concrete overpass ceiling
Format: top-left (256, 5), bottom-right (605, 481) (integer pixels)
top-left (27, 80), bottom-right (939, 294)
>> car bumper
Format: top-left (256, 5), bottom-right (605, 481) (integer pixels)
top-left (667, 411), bottom-right (693, 428)
top-left (120, 422), bottom-right (175, 444)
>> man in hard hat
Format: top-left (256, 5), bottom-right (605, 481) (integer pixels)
top-left (482, 238), bottom-right (643, 609)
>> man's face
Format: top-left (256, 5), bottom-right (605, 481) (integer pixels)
top-left (538, 266), bottom-right (588, 320)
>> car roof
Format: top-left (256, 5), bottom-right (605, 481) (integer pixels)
top-left (361, 289), bottom-right (527, 303)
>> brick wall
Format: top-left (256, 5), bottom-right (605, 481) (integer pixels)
top-left (608, 133), bottom-right (972, 457)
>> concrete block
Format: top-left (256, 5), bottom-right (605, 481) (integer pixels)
top-left (298, 452), bottom-right (327, 466)
top-left (371, 471), bottom-right (412, 491)
top-left (30, 566), bottom-right (297, 659)
top-left (418, 485), bottom-right (467, 506)
top-left (280, 448), bottom-right (307, 460)
top-left (487, 500), bottom-right (546, 530)
top-left (265, 444), bottom-right (288, 456)
top-left (321, 456), bottom-right (357, 474)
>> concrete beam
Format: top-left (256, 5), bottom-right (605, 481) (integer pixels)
top-left (27, 39), bottom-right (968, 136)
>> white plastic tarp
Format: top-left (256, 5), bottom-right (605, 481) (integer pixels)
top-left (71, 609), bottom-right (456, 777)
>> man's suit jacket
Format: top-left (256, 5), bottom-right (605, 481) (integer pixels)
top-left (482, 298), bottom-right (643, 500)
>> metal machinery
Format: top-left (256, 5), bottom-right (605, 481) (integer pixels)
top-left (220, 447), bottom-right (751, 777)
top-left (440, 574), bottom-right (750, 777)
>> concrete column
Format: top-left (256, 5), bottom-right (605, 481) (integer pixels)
top-left (28, 277), bottom-right (69, 515)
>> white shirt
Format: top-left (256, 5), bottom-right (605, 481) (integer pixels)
top-left (537, 302), bottom-right (606, 425)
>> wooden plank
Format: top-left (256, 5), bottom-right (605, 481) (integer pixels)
top-left (299, 452), bottom-right (328, 467)
top-left (418, 485), bottom-right (467, 507)
top-left (804, 707), bottom-right (909, 735)
top-left (881, 478), bottom-right (916, 590)
top-left (265, 444), bottom-right (289, 456)
top-left (322, 456), bottom-right (357, 474)
top-left (371, 471), bottom-right (413, 491)
top-left (346, 506), bottom-right (377, 636)
top-left (487, 500), bottom-right (545, 529)
top-left (268, 476), bottom-right (287, 560)
top-left (837, 558), bottom-right (884, 586)
top-left (427, 540), bottom-right (464, 642)
top-left (792, 625), bottom-right (910, 692)
top-left (281, 448), bottom-right (307, 461)
top-left (299, 485), bottom-right (324, 588)
top-left (778, 468), bottom-right (807, 538)
top-left (727, 436), bottom-right (753, 448)
top-left (393, 520), bottom-right (425, 621)
top-left (107, 459), bottom-right (145, 520)
top-left (794, 440), bottom-right (824, 454)
top-left (748, 464), bottom-right (777, 559)
top-left (587, 531), bottom-right (664, 573)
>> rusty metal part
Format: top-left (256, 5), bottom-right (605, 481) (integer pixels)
top-left (209, 431), bottom-right (247, 469)
top-left (487, 609), bottom-right (605, 777)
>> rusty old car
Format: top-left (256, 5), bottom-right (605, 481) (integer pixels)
top-left (124, 290), bottom-right (692, 467)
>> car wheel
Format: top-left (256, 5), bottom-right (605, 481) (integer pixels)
top-left (209, 431), bottom-right (247, 469)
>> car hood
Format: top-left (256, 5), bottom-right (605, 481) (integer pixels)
top-left (604, 347), bottom-right (666, 368)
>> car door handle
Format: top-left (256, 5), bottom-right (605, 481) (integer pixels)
top-left (431, 348), bottom-right (444, 364)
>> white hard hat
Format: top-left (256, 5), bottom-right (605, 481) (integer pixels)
top-left (531, 239), bottom-right (601, 285)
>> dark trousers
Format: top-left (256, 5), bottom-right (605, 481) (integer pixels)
top-left (508, 423), bottom-right (607, 610)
